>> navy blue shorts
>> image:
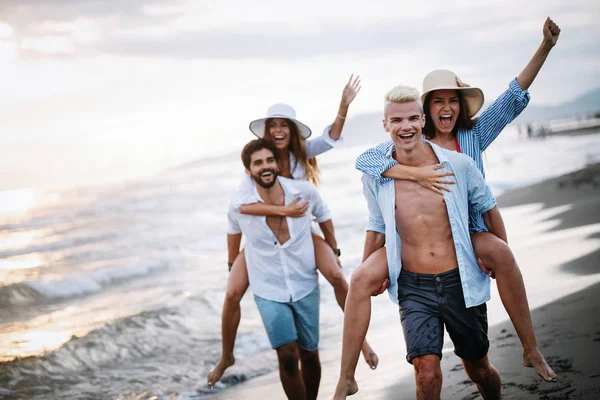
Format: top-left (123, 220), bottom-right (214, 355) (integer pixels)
top-left (397, 268), bottom-right (489, 364)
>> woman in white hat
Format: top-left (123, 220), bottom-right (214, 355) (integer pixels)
top-left (349, 17), bottom-right (561, 385)
top-left (208, 75), bottom-right (379, 389)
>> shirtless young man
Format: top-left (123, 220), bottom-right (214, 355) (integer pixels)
top-left (334, 86), bottom-right (504, 399)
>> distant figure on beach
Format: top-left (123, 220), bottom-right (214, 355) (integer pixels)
top-left (207, 76), bottom-right (379, 390)
top-left (352, 16), bottom-right (561, 385)
top-left (223, 139), bottom-right (331, 399)
top-left (335, 86), bottom-right (505, 399)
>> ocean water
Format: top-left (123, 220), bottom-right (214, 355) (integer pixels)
top-left (1, 128), bottom-right (600, 399)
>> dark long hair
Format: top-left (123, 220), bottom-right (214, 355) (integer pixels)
top-left (423, 90), bottom-right (476, 139)
top-left (263, 119), bottom-right (320, 185)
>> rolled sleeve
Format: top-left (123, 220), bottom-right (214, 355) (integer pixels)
top-left (355, 142), bottom-right (397, 185)
top-left (227, 199), bottom-right (242, 235)
top-left (311, 193), bottom-right (332, 223)
top-left (473, 78), bottom-right (531, 151)
top-left (508, 78), bottom-right (531, 103)
top-left (362, 174), bottom-right (386, 234)
top-left (304, 125), bottom-right (342, 159)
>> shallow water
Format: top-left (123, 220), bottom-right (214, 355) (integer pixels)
top-left (1, 128), bottom-right (600, 399)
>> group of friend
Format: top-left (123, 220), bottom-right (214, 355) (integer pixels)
top-left (207, 17), bottom-right (561, 400)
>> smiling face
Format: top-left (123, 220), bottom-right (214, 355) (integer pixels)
top-left (265, 118), bottom-right (292, 150)
top-left (246, 147), bottom-right (280, 189)
top-left (383, 101), bottom-right (426, 152)
top-left (427, 89), bottom-right (460, 136)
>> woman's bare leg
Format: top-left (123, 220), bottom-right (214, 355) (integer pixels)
top-left (333, 247), bottom-right (389, 399)
top-left (312, 234), bottom-right (379, 370)
top-left (471, 232), bottom-right (557, 382)
top-left (207, 250), bottom-right (250, 388)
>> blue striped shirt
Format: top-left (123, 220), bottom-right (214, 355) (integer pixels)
top-left (355, 78), bottom-right (529, 232)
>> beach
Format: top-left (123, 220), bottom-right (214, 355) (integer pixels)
top-left (212, 163), bottom-right (600, 400)
top-left (2, 129), bottom-right (600, 400)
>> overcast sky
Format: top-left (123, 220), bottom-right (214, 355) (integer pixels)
top-left (0, 0), bottom-right (598, 191)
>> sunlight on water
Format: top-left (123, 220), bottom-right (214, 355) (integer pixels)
top-left (1, 330), bottom-right (74, 362)
top-left (0, 229), bottom-right (42, 251)
top-left (0, 254), bottom-right (43, 270)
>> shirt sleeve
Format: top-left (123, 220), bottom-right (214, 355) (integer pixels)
top-left (472, 78), bottom-right (530, 151)
top-left (227, 193), bottom-right (242, 234)
top-left (304, 184), bottom-right (332, 223)
top-left (304, 124), bottom-right (343, 159)
top-left (465, 158), bottom-right (497, 214)
top-left (355, 140), bottom-right (397, 185)
top-left (361, 174), bottom-right (386, 234)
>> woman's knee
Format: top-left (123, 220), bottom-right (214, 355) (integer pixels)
top-left (350, 264), bottom-right (385, 293)
top-left (473, 233), bottom-right (516, 271)
top-left (225, 284), bottom-right (246, 302)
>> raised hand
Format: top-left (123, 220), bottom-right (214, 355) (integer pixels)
top-left (543, 17), bottom-right (560, 47)
top-left (341, 74), bottom-right (362, 106)
top-left (283, 197), bottom-right (309, 217)
top-left (415, 163), bottom-right (456, 195)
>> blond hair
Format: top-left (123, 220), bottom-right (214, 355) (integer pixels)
top-left (384, 85), bottom-right (423, 117)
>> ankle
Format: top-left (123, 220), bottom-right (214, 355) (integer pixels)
top-left (523, 346), bottom-right (540, 354)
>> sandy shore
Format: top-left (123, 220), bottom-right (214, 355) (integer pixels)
top-left (209, 163), bottom-right (600, 400)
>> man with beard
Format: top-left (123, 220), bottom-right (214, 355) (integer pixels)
top-left (226, 139), bottom-right (335, 400)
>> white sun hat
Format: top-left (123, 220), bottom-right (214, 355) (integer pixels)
top-left (421, 69), bottom-right (485, 118)
top-left (249, 103), bottom-right (312, 139)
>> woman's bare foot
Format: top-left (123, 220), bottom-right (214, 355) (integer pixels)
top-left (333, 377), bottom-right (359, 399)
top-left (522, 348), bottom-right (558, 382)
top-left (361, 341), bottom-right (379, 370)
top-left (207, 354), bottom-right (235, 388)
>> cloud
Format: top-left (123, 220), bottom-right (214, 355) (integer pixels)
top-left (0, 0), bottom-right (595, 61)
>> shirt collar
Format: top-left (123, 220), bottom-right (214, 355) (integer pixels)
top-left (386, 139), bottom-right (450, 164)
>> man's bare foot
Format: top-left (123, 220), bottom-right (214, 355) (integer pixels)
top-left (522, 348), bottom-right (558, 382)
top-left (361, 341), bottom-right (379, 370)
top-left (207, 354), bottom-right (235, 388)
top-left (333, 377), bottom-right (359, 399)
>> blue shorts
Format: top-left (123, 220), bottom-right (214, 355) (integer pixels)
top-left (254, 286), bottom-right (320, 351)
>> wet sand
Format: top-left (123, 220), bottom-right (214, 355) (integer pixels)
top-left (210, 163), bottom-right (600, 399)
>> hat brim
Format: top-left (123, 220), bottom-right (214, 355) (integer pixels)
top-left (249, 118), bottom-right (312, 139)
top-left (421, 86), bottom-right (484, 119)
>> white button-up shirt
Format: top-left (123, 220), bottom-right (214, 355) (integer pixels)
top-left (227, 177), bottom-right (331, 302)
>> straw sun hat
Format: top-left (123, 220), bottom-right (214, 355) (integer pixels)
top-left (421, 70), bottom-right (484, 118)
top-left (249, 103), bottom-right (312, 139)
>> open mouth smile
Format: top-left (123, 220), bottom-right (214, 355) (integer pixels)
top-left (440, 114), bottom-right (453, 128)
top-left (397, 133), bottom-right (416, 140)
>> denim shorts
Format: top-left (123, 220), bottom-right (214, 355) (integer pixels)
top-left (398, 268), bottom-right (489, 364)
top-left (254, 285), bottom-right (320, 351)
